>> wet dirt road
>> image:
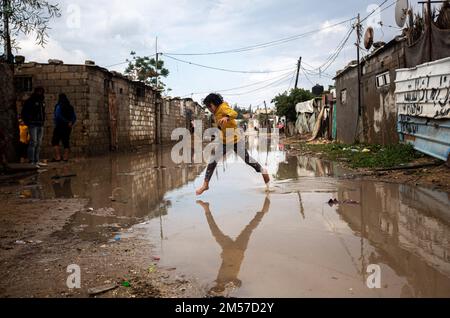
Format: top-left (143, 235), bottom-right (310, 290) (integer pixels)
top-left (1, 137), bottom-right (450, 298)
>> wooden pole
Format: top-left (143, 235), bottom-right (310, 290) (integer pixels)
top-left (294, 56), bottom-right (302, 89)
top-left (427, 0), bottom-right (433, 62)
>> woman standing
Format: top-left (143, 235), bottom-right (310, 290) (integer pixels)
top-left (52, 94), bottom-right (77, 162)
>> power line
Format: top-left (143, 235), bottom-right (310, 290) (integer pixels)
top-left (163, 53), bottom-right (295, 74)
top-left (297, 0), bottom-right (395, 76)
top-left (104, 53), bottom-right (157, 68)
top-left (179, 70), bottom-right (296, 98)
top-left (222, 71), bottom-right (296, 96)
top-left (360, 0), bottom-right (390, 23)
top-left (163, 17), bottom-right (357, 56)
top-left (301, 68), bottom-right (315, 86)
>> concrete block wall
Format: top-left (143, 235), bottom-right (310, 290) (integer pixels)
top-left (0, 63), bottom-right (18, 162)
top-left (15, 63), bottom-right (90, 157)
top-left (14, 62), bottom-right (208, 159)
top-left (128, 84), bottom-right (156, 147)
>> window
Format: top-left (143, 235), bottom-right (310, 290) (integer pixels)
top-left (376, 71), bottom-right (391, 88)
top-left (136, 86), bottom-right (145, 98)
top-left (340, 89), bottom-right (347, 105)
top-left (15, 76), bottom-right (33, 92)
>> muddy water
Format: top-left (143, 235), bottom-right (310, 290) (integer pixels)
top-left (137, 140), bottom-right (450, 298)
top-left (14, 138), bottom-right (450, 297)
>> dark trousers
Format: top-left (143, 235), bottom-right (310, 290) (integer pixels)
top-left (52, 125), bottom-right (72, 149)
top-left (205, 142), bottom-right (262, 182)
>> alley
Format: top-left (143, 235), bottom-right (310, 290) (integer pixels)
top-left (1, 136), bottom-right (449, 298)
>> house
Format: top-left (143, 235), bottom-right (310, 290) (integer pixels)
top-left (334, 5), bottom-right (450, 146)
top-left (334, 37), bottom-right (406, 145)
top-left (14, 60), bottom-right (207, 157)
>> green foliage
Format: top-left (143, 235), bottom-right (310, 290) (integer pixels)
top-left (297, 143), bottom-right (422, 169)
top-left (232, 104), bottom-right (251, 120)
top-left (125, 51), bottom-right (170, 91)
top-left (0, 0), bottom-right (61, 50)
top-left (272, 88), bottom-right (314, 122)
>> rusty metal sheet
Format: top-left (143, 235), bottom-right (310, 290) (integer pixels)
top-left (398, 115), bottom-right (450, 162)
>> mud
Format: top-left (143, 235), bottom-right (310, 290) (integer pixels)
top-left (0, 137), bottom-right (449, 298)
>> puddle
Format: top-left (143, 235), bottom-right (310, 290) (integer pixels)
top-left (14, 148), bottom-right (205, 241)
top-left (137, 139), bottom-right (450, 298)
top-left (11, 137), bottom-right (450, 297)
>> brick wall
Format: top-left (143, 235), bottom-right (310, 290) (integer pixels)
top-left (15, 63), bottom-right (159, 157)
top-left (15, 63), bottom-right (90, 157)
top-left (14, 62), bottom-right (208, 159)
top-left (0, 63), bottom-right (18, 162)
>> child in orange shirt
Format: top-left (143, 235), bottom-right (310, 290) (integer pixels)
top-left (19, 118), bottom-right (30, 163)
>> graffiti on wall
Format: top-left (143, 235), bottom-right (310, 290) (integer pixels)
top-left (396, 57), bottom-right (450, 119)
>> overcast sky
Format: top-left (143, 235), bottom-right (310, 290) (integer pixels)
top-left (14, 0), bottom-right (422, 108)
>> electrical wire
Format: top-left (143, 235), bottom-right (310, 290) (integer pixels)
top-left (162, 53), bottom-right (295, 74)
top-left (222, 71), bottom-right (296, 96)
top-left (178, 69), bottom-right (296, 98)
top-left (163, 17), bottom-right (357, 56)
top-left (301, 68), bottom-right (315, 86)
top-left (105, 53), bottom-right (157, 68)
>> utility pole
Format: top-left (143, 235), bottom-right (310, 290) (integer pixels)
top-left (356, 14), bottom-right (362, 117)
top-left (426, 0), bottom-right (433, 62)
top-left (294, 56), bottom-right (302, 89)
top-left (155, 36), bottom-right (162, 144)
top-left (155, 36), bottom-right (159, 90)
top-left (354, 13), bottom-right (363, 143)
top-left (2, 0), bottom-right (13, 64)
top-left (264, 100), bottom-right (271, 133)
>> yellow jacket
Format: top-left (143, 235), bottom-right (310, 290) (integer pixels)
top-left (19, 124), bottom-right (30, 144)
top-left (213, 102), bottom-right (241, 144)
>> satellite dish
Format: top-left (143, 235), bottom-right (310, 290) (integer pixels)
top-left (364, 27), bottom-right (374, 50)
top-left (395, 0), bottom-right (409, 28)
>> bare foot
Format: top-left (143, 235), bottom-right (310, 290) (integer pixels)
top-left (262, 169), bottom-right (270, 184)
top-left (196, 183), bottom-right (210, 196)
top-left (196, 200), bottom-right (210, 210)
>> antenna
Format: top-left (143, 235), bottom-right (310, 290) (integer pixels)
top-left (395, 0), bottom-right (409, 28)
top-left (364, 26), bottom-right (374, 50)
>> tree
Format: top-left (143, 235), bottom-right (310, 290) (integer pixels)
top-left (1, 0), bottom-right (61, 62)
top-left (232, 104), bottom-right (251, 120)
top-left (124, 51), bottom-right (170, 91)
top-left (272, 88), bottom-right (314, 122)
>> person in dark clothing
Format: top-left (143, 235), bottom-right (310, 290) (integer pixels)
top-left (21, 87), bottom-right (46, 166)
top-left (52, 94), bottom-right (77, 162)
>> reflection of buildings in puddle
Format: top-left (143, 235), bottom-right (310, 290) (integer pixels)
top-left (197, 197), bottom-right (271, 295)
top-left (336, 181), bottom-right (450, 297)
top-left (39, 149), bottom-right (205, 240)
top-left (276, 155), bottom-right (339, 180)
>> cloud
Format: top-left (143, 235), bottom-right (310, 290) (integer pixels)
top-left (13, 0), bottom-right (401, 107)
top-left (17, 36), bottom-right (87, 64)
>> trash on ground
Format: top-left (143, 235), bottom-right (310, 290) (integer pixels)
top-left (328, 198), bottom-right (360, 206)
top-left (88, 283), bottom-right (118, 296)
top-left (121, 281), bottom-right (131, 288)
top-left (51, 174), bottom-right (77, 180)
